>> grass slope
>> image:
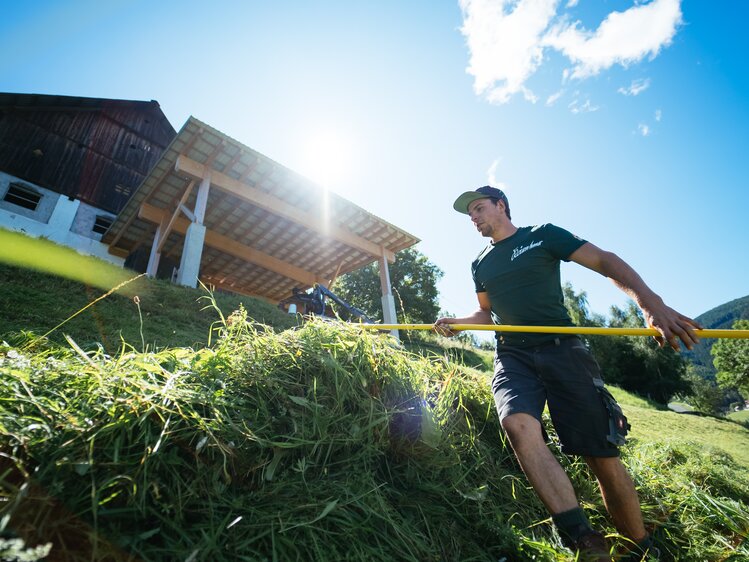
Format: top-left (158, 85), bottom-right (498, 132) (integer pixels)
top-left (728, 410), bottom-right (749, 424)
top-left (1, 316), bottom-right (748, 561)
top-left (609, 387), bottom-right (749, 467)
top-left (0, 261), bottom-right (296, 352)
top-left (1, 241), bottom-right (748, 560)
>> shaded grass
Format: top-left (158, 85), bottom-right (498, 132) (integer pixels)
top-left (0, 261), bottom-right (297, 353)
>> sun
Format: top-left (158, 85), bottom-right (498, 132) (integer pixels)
top-left (298, 129), bottom-right (356, 189)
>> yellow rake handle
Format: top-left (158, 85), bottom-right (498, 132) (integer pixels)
top-left (355, 324), bottom-right (749, 339)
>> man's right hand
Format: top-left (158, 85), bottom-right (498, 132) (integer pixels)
top-left (435, 295), bottom-right (494, 338)
top-left (433, 317), bottom-right (460, 337)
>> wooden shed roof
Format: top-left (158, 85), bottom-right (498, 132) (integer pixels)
top-left (103, 117), bottom-right (419, 302)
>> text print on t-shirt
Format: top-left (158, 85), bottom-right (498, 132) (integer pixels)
top-left (511, 240), bottom-right (543, 261)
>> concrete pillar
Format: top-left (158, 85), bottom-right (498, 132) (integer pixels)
top-left (194, 173), bottom-right (211, 223)
top-left (176, 222), bottom-right (206, 288)
top-left (379, 254), bottom-right (399, 340)
top-left (175, 172), bottom-right (211, 287)
top-left (47, 197), bottom-right (80, 244)
top-left (146, 224), bottom-right (163, 277)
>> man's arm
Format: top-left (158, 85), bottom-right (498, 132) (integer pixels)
top-left (568, 242), bottom-right (702, 350)
top-left (434, 292), bottom-right (493, 337)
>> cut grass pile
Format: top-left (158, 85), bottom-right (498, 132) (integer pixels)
top-left (399, 330), bottom-right (494, 373)
top-left (2, 312), bottom-right (749, 561)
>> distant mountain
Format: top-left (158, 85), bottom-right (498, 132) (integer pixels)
top-left (683, 295), bottom-right (749, 375)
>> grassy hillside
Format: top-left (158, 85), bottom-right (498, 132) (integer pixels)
top-left (609, 387), bottom-right (749, 467)
top-left (1, 241), bottom-right (749, 560)
top-left (1, 318), bottom-right (748, 561)
top-left (0, 260), bottom-right (296, 352)
top-left (728, 409), bottom-right (749, 424)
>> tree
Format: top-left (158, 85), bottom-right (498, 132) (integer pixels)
top-left (562, 283), bottom-right (691, 404)
top-left (562, 284), bottom-right (606, 327)
top-left (331, 247), bottom-right (443, 324)
top-left (712, 319), bottom-right (749, 396)
top-left (683, 365), bottom-right (725, 416)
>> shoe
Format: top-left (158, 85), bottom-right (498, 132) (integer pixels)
top-left (573, 531), bottom-right (611, 561)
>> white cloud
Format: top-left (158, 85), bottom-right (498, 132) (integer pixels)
top-left (460, 0), bottom-right (683, 104)
top-left (487, 159), bottom-right (500, 185)
top-left (459, 0), bottom-right (559, 104)
top-left (546, 89), bottom-right (564, 106)
top-left (569, 98), bottom-right (599, 114)
top-left (655, 108), bottom-right (662, 121)
top-left (618, 78), bottom-right (651, 96)
top-left (522, 87), bottom-right (540, 104)
top-left (638, 123), bottom-right (650, 136)
top-left (487, 159), bottom-right (510, 189)
top-left (543, 0), bottom-right (683, 79)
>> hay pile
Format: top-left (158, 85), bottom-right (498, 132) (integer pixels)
top-left (1, 314), bottom-right (548, 561)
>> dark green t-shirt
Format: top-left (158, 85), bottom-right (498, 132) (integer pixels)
top-left (472, 224), bottom-right (587, 348)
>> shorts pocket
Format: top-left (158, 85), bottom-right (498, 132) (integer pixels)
top-left (597, 386), bottom-right (630, 446)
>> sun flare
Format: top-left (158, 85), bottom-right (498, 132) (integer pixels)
top-left (299, 130), bottom-right (356, 189)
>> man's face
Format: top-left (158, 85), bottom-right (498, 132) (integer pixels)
top-left (467, 198), bottom-right (503, 237)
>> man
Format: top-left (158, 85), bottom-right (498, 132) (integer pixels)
top-left (434, 186), bottom-right (701, 561)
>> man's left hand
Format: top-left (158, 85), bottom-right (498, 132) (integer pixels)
top-left (641, 301), bottom-right (702, 351)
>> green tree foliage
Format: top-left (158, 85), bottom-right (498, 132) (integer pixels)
top-left (563, 283), bottom-right (691, 404)
top-left (683, 365), bottom-right (726, 416)
top-left (331, 248), bottom-right (444, 324)
top-left (712, 319), bottom-right (749, 396)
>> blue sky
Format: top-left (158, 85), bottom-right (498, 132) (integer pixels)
top-left (2, 0), bottom-right (747, 332)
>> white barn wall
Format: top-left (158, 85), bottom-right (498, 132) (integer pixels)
top-left (0, 170), bottom-right (124, 266)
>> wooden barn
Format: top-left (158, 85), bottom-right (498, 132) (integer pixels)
top-left (1, 93), bottom-right (419, 326)
top-left (0, 92), bottom-right (175, 262)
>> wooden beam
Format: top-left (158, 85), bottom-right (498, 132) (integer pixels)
top-left (139, 203), bottom-right (319, 287)
top-left (223, 148), bottom-right (243, 176)
top-left (179, 204), bottom-right (196, 222)
top-left (175, 154), bottom-right (395, 262)
top-left (328, 260), bottom-right (345, 288)
top-left (106, 210), bottom-right (138, 252)
top-left (109, 246), bottom-right (129, 258)
top-left (157, 180), bottom-right (195, 253)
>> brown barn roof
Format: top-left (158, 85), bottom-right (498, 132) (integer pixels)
top-left (104, 117), bottom-right (419, 302)
top-left (0, 92), bottom-right (176, 213)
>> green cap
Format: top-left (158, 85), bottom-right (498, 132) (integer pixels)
top-left (453, 186), bottom-right (509, 215)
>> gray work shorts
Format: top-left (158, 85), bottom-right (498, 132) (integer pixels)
top-left (492, 336), bottom-right (622, 458)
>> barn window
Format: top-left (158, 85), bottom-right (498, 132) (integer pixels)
top-left (92, 215), bottom-right (113, 235)
top-left (3, 183), bottom-right (41, 211)
top-left (114, 184), bottom-right (132, 197)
